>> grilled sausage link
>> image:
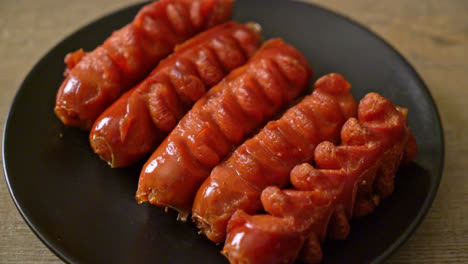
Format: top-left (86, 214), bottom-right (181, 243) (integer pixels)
top-left (136, 38), bottom-right (313, 220)
top-left (192, 73), bottom-right (357, 243)
top-left (89, 22), bottom-right (262, 168)
top-left (55, 0), bottom-right (233, 130)
top-left (223, 92), bottom-right (417, 264)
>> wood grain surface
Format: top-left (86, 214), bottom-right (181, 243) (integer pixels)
top-left (1, 0), bottom-right (467, 263)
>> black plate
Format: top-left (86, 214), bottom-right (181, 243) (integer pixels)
top-left (3, 1), bottom-right (444, 263)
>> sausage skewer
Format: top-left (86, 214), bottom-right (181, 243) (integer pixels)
top-left (55, 0), bottom-right (233, 130)
top-left (136, 38), bottom-right (313, 220)
top-left (192, 73), bottom-right (357, 243)
top-left (89, 22), bottom-right (262, 168)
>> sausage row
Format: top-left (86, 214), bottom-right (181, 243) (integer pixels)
top-left (52, 1), bottom-right (419, 262)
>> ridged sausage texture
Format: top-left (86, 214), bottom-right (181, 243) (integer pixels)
top-left (192, 73), bottom-right (358, 243)
top-left (55, 0), bottom-right (233, 130)
top-left (222, 93), bottom-right (417, 264)
top-left (135, 38), bottom-right (313, 220)
top-left (89, 22), bottom-right (262, 168)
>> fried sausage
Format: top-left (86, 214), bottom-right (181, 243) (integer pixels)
top-left (224, 187), bottom-right (337, 264)
top-left (55, 0), bottom-right (233, 130)
top-left (89, 22), bottom-right (262, 168)
top-left (192, 73), bottom-right (357, 243)
top-left (223, 92), bottom-right (417, 264)
top-left (135, 38), bottom-right (313, 220)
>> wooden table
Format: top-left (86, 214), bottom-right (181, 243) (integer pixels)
top-left (1, 0), bottom-right (466, 263)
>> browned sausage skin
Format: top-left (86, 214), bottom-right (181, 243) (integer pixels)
top-left (55, 0), bottom-right (233, 130)
top-left (89, 22), bottom-right (262, 168)
top-left (223, 93), bottom-right (417, 264)
top-left (135, 39), bottom-right (313, 220)
top-left (192, 73), bottom-right (357, 243)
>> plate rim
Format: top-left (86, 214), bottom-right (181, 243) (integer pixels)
top-left (2, 0), bottom-right (445, 263)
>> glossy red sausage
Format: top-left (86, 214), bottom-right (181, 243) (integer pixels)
top-left (223, 93), bottom-right (417, 264)
top-left (192, 73), bottom-right (357, 243)
top-left (224, 187), bottom-right (337, 264)
top-left (89, 22), bottom-right (262, 168)
top-left (55, 0), bottom-right (233, 130)
top-left (136, 39), bottom-right (313, 220)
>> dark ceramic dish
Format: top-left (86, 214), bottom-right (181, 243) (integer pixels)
top-left (3, 0), bottom-right (444, 263)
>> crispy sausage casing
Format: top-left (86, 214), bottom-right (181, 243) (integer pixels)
top-left (89, 22), bottom-right (262, 168)
top-left (55, 0), bottom-right (233, 130)
top-left (224, 187), bottom-right (336, 264)
top-left (192, 73), bottom-right (357, 243)
top-left (135, 39), bottom-right (313, 220)
top-left (223, 93), bottom-right (417, 264)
